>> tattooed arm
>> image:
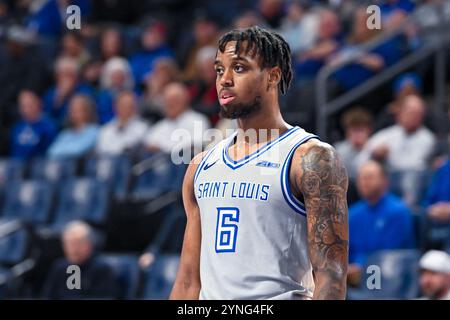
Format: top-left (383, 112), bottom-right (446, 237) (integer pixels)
top-left (291, 140), bottom-right (349, 299)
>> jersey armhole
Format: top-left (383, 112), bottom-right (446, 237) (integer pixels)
top-left (280, 134), bottom-right (319, 217)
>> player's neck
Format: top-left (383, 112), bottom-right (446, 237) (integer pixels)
top-left (235, 104), bottom-right (289, 144)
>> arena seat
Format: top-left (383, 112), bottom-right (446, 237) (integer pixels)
top-left (84, 155), bottom-right (131, 200)
top-left (141, 254), bottom-right (180, 299)
top-left (347, 249), bottom-right (421, 300)
top-left (51, 178), bottom-right (110, 228)
top-left (30, 158), bottom-right (77, 186)
top-left (0, 223), bottom-right (30, 267)
top-left (1, 180), bottom-right (54, 225)
top-left (99, 254), bottom-right (140, 300)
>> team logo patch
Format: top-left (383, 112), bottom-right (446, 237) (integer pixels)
top-left (255, 160), bottom-right (280, 168)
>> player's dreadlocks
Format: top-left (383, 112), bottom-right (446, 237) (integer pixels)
top-left (217, 26), bottom-right (293, 95)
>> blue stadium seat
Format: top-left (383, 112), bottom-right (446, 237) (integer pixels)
top-left (1, 180), bottom-right (54, 224)
top-left (51, 178), bottom-right (110, 228)
top-left (84, 155), bottom-right (131, 200)
top-left (0, 159), bottom-right (25, 184)
top-left (348, 249), bottom-right (421, 300)
top-left (30, 158), bottom-right (76, 186)
top-left (0, 225), bottom-right (29, 266)
top-left (141, 254), bottom-right (180, 299)
top-left (132, 153), bottom-right (186, 200)
top-left (99, 254), bottom-right (140, 299)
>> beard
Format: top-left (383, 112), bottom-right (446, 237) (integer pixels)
top-left (219, 95), bottom-right (262, 119)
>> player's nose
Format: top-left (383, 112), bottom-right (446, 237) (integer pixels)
top-left (219, 68), bottom-right (233, 87)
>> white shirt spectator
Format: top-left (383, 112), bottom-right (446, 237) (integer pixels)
top-left (366, 124), bottom-right (435, 171)
top-left (145, 109), bottom-right (210, 154)
top-left (96, 116), bottom-right (149, 155)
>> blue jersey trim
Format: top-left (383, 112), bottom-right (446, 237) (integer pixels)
top-left (280, 134), bottom-right (319, 217)
top-left (194, 145), bottom-right (217, 183)
top-left (222, 126), bottom-right (300, 170)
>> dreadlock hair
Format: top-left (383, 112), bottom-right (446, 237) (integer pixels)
top-left (217, 26), bottom-right (293, 95)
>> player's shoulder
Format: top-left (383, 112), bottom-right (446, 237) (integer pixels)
top-left (293, 137), bottom-right (337, 161)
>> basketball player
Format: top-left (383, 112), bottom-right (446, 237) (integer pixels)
top-left (170, 26), bottom-right (348, 300)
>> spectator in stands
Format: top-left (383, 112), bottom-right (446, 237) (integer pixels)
top-left (187, 46), bottom-right (221, 126)
top-left (60, 31), bottom-right (91, 69)
top-left (42, 57), bottom-right (94, 127)
top-left (145, 82), bottom-right (210, 154)
top-left (96, 91), bottom-right (149, 155)
top-left (47, 94), bottom-right (99, 159)
top-left (335, 108), bottom-right (373, 180)
top-left (366, 94), bottom-right (436, 205)
top-left (418, 250), bottom-right (450, 300)
top-left (278, 0), bottom-right (318, 55)
top-left (97, 57), bottom-right (135, 124)
top-left (25, 0), bottom-right (91, 38)
top-left (380, 0), bottom-right (415, 30)
top-left (82, 27), bottom-right (125, 88)
top-left (257, 0), bottom-right (285, 29)
top-left (42, 220), bottom-right (120, 299)
top-left (129, 21), bottom-right (173, 88)
top-left (330, 7), bottom-right (403, 92)
top-left (294, 8), bottom-right (342, 82)
top-left (10, 90), bottom-right (57, 159)
top-left (348, 160), bottom-right (415, 285)
top-left (139, 58), bottom-right (179, 122)
top-left (232, 10), bottom-right (266, 29)
top-left (375, 73), bottom-right (423, 131)
top-left (179, 13), bottom-right (219, 82)
top-left (0, 26), bottom-right (49, 155)
top-left (424, 158), bottom-right (450, 224)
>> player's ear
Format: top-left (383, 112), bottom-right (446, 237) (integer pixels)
top-left (268, 67), bottom-right (281, 88)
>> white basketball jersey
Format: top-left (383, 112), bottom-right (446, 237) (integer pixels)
top-left (194, 126), bottom-right (318, 300)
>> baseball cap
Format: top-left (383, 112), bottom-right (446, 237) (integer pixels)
top-left (419, 250), bottom-right (450, 274)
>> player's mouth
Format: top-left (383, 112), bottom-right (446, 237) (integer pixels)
top-left (219, 90), bottom-right (236, 105)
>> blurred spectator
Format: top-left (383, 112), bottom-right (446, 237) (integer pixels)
top-left (10, 90), bottom-right (57, 159)
top-left (179, 13), bottom-right (219, 81)
top-left (278, 0), bottom-right (318, 55)
top-left (330, 7), bottom-right (403, 92)
top-left (366, 94), bottom-right (436, 205)
top-left (129, 21), bottom-right (173, 88)
top-left (188, 46), bottom-right (220, 125)
top-left (97, 57), bottom-right (135, 124)
top-left (82, 27), bottom-right (125, 87)
top-left (42, 220), bottom-right (120, 299)
top-left (418, 250), bottom-right (450, 300)
top-left (139, 58), bottom-right (179, 122)
top-left (257, 0), bottom-right (285, 29)
top-left (0, 26), bottom-right (48, 144)
top-left (334, 108), bottom-right (373, 180)
top-left (96, 91), bottom-right (149, 155)
top-left (60, 31), bottom-right (91, 69)
top-left (375, 72), bottom-right (423, 131)
top-left (380, 0), bottom-right (415, 30)
top-left (424, 158), bottom-right (450, 224)
top-left (42, 57), bottom-right (94, 126)
top-left (26, 0), bottom-right (91, 38)
top-left (348, 160), bottom-right (415, 285)
top-left (294, 8), bottom-right (342, 81)
top-left (232, 10), bottom-right (266, 29)
top-left (145, 82), bottom-right (210, 154)
top-left (47, 94), bottom-right (99, 159)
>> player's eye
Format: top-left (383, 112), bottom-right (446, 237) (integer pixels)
top-left (234, 65), bottom-right (245, 73)
top-left (215, 67), bottom-right (224, 76)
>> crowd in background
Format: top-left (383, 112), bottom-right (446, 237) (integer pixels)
top-left (0, 0), bottom-right (449, 299)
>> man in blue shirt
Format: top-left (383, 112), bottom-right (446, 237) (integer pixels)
top-left (10, 90), bottom-right (57, 159)
top-left (348, 160), bottom-right (415, 284)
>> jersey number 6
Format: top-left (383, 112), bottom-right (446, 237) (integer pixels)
top-left (215, 207), bottom-right (240, 253)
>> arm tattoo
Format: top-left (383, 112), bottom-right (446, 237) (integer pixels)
top-left (300, 144), bottom-right (349, 299)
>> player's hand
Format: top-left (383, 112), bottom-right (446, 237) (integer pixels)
top-left (428, 202), bottom-right (450, 223)
top-left (139, 252), bottom-right (155, 269)
top-left (372, 145), bottom-right (389, 160)
top-left (347, 264), bottom-right (362, 288)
